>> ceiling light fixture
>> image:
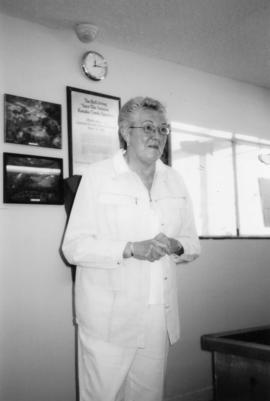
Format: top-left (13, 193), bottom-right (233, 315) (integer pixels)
top-left (74, 23), bottom-right (99, 43)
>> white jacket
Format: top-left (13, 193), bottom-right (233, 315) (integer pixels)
top-left (62, 150), bottom-right (200, 347)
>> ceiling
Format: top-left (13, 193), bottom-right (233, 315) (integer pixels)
top-left (1, 0), bottom-right (270, 89)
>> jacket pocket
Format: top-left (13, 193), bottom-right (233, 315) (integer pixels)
top-left (98, 192), bottom-right (139, 239)
top-left (99, 192), bottom-right (138, 206)
top-left (75, 279), bottom-right (119, 340)
top-left (154, 195), bottom-right (187, 236)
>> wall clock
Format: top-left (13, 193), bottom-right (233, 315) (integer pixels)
top-left (81, 50), bottom-right (108, 81)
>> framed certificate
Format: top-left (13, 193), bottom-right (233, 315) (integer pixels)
top-left (66, 87), bottom-right (121, 176)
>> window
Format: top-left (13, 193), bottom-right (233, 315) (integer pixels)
top-left (171, 123), bottom-right (270, 238)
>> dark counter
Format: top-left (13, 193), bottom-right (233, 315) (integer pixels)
top-left (201, 325), bottom-right (270, 401)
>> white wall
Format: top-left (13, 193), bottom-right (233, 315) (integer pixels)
top-left (1, 14), bottom-right (270, 401)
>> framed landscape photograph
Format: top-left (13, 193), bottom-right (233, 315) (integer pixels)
top-left (4, 94), bottom-right (62, 148)
top-left (3, 153), bottom-right (64, 204)
top-left (67, 86), bottom-right (121, 176)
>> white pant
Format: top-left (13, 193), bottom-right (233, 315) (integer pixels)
top-left (78, 305), bottom-right (169, 401)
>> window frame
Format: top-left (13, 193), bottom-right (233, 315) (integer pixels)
top-left (171, 123), bottom-right (270, 239)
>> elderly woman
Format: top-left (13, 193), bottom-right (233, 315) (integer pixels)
top-left (62, 97), bottom-right (200, 401)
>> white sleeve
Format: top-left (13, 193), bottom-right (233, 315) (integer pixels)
top-left (172, 178), bottom-right (201, 264)
top-left (62, 171), bottom-right (126, 269)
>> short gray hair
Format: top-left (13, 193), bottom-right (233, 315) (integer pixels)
top-left (118, 96), bottom-right (167, 128)
top-left (118, 96), bottom-right (167, 149)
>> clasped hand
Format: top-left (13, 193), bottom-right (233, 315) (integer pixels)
top-left (133, 233), bottom-right (180, 262)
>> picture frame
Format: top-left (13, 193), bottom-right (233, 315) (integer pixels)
top-left (4, 94), bottom-right (62, 149)
top-left (3, 153), bottom-right (64, 205)
top-left (161, 134), bottom-right (171, 166)
top-left (66, 86), bottom-right (121, 176)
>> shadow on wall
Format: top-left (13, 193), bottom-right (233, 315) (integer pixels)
top-left (59, 175), bottom-right (82, 281)
top-left (58, 174), bottom-right (82, 401)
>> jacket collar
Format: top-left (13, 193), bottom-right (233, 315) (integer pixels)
top-left (112, 149), bottom-right (166, 176)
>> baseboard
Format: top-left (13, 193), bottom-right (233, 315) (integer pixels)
top-left (165, 386), bottom-right (213, 401)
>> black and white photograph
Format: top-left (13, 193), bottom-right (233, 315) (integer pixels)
top-left (3, 153), bottom-right (64, 204)
top-left (2, 2), bottom-right (270, 401)
top-left (4, 94), bottom-right (62, 148)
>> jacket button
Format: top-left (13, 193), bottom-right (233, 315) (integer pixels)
top-left (164, 276), bottom-right (168, 280)
top-left (165, 304), bottom-right (170, 309)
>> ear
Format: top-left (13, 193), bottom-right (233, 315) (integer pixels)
top-left (119, 125), bottom-right (131, 146)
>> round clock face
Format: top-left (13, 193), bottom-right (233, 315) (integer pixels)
top-left (81, 51), bottom-right (108, 81)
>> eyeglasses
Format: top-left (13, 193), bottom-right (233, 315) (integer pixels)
top-left (130, 122), bottom-right (171, 136)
